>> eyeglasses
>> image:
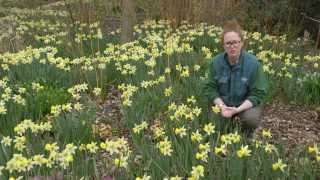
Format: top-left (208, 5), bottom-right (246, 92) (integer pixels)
top-left (224, 40), bottom-right (241, 47)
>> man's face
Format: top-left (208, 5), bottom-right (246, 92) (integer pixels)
top-left (223, 31), bottom-right (243, 60)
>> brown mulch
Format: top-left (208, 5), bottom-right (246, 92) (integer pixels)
top-left (258, 102), bottom-right (320, 151)
top-left (95, 85), bottom-right (128, 140)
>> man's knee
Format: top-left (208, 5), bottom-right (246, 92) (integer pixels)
top-left (239, 106), bottom-right (262, 129)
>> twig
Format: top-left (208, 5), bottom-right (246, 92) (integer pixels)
top-left (301, 12), bottom-right (320, 23)
top-left (301, 12), bottom-right (320, 49)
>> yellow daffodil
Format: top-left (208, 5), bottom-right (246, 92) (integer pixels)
top-left (191, 130), bottom-right (203, 143)
top-left (262, 129), bottom-right (272, 139)
top-left (214, 144), bottom-right (228, 156)
top-left (195, 151), bottom-right (208, 162)
top-left (211, 105), bottom-right (220, 114)
top-left (187, 96), bottom-right (196, 104)
top-left (86, 142), bottom-right (99, 153)
top-left (152, 126), bottom-right (165, 139)
top-left (136, 174), bottom-right (151, 180)
top-left (6, 154), bottom-right (32, 173)
top-left (264, 143), bottom-right (277, 154)
top-left (237, 145), bottom-right (252, 158)
top-left (308, 144), bottom-right (318, 154)
top-left (272, 159), bottom-right (287, 172)
top-left (133, 121), bottom-right (148, 134)
top-left (203, 123), bottom-right (215, 135)
top-left (190, 165), bottom-right (205, 179)
top-left (174, 127), bottom-right (187, 138)
top-left (1, 136), bottom-right (12, 146)
top-left (164, 87), bottom-right (173, 97)
top-left (157, 137), bottom-right (173, 156)
top-left (93, 87), bottom-right (101, 96)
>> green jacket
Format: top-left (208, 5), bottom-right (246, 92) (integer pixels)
top-left (203, 50), bottom-right (267, 107)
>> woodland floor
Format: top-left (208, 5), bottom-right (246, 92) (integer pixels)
top-left (96, 85), bottom-right (320, 155)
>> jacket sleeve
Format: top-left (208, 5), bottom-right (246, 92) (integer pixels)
top-left (247, 62), bottom-right (268, 106)
top-left (203, 60), bottom-right (220, 103)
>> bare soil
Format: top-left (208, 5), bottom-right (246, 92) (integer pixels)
top-left (258, 102), bottom-right (320, 151)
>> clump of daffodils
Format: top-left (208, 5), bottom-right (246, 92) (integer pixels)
top-left (14, 119), bottom-right (52, 136)
top-left (195, 143), bottom-right (210, 162)
top-left (100, 137), bottom-right (131, 168)
top-left (118, 83), bottom-right (139, 106)
top-left (140, 75), bottom-right (165, 89)
top-left (220, 131), bottom-right (241, 145)
top-left (168, 102), bottom-right (201, 121)
top-left (6, 154), bottom-right (32, 173)
top-left (133, 121), bottom-right (148, 134)
top-left (67, 83), bottom-right (88, 100)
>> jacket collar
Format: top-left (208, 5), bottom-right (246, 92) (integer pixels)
top-left (223, 49), bottom-right (244, 70)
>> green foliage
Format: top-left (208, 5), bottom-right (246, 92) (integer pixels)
top-left (53, 97), bottom-right (98, 144)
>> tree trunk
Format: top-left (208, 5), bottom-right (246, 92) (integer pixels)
top-left (316, 24), bottom-right (320, 49)
top-left (120, 0), bottom-right (136, 43)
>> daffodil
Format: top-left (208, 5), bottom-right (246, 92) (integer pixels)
top-left (136, 174), bottom-right (151, 180)
top-left (272, 159), bottom-right (287, 172)
top-left (133, 121), bottom-right (148, 134)
top-left (203, 123), bottom-right (215, 135)
top-left (164, 87), bottom-right (173, 97)
top-left (262, 129), bottom-right (272, 139)
top-left (13, 136), bottom-right (26, 151)
top-left (0, 101), bottom-right (7, 114)
top-left (190, 165), bottom-right (205, 179)
top-left (152, 126), bottom-right (165, 139)
top-left (187, 96), bottom-right (196, 104)
top-left (32, 155), bottom-right (49, 166)
top-left (1, 136), bottom-right (12, 146)
top-left (214, 144), bottom-right (228, 156)
top-left (74, 102), bottom-right (83, 111)
top-left (308, 144), bottom-right (318, 154)
top-left (6, 154), bottom-right (32, 173)
top-left (93, 87), bottom-right (101, 96)
top-left (86, 142), bottom-right (99, 153)
top-left (157, 137), bottom-right (173, 156)
top-left (174, 127), bottom-right (187, 138)
top-left (114, 155), bottom-right (129, 168)
top-left (163, 176), bottom-right (182, 180)
top-left (211, 105), bottom-right (220, 114)
top-left (198, 143), bottom-right (210, 153)
top-left (237, 145), bottom-right (252, 158)
top-left (264, 143), bottom-right (277, 154)
top-left (191, 130), bottom-right (203, 143)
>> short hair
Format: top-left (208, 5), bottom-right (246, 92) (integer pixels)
top-left (220, 20), bottom-right (244, 44)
